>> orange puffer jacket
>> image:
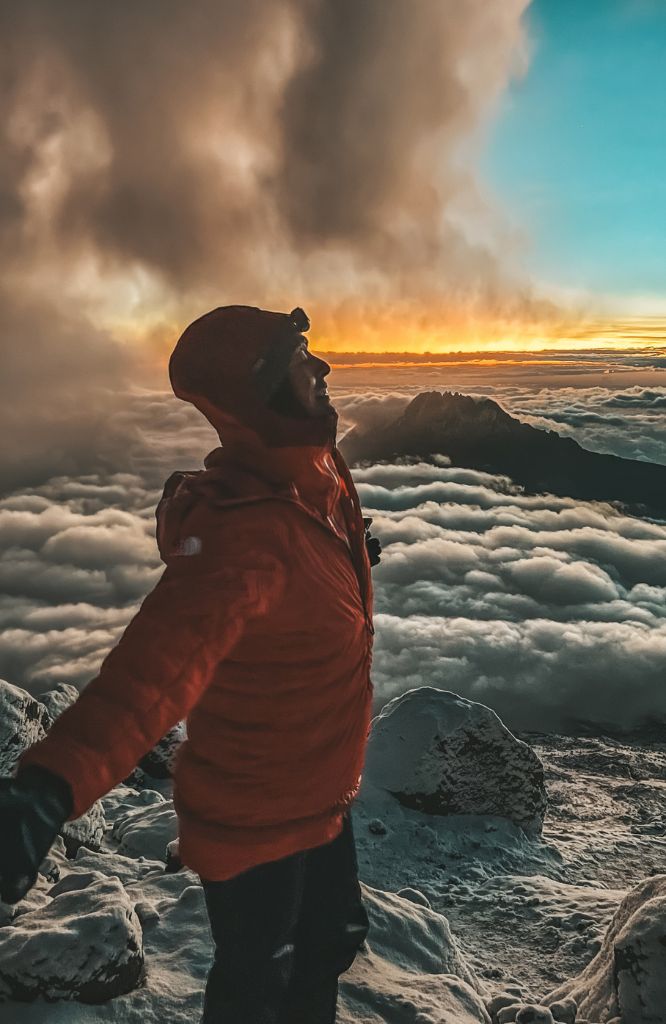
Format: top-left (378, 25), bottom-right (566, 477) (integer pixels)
top-left (20, 306), bottom-right (375, 880)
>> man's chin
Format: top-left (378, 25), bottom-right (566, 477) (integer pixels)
top-left (314, 395), bottom-right (335, 416)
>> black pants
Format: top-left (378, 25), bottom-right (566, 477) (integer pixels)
top-left (199, 810), bottom-right (369, 1024)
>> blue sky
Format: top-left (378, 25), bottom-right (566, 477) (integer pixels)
top-left (483, 0), bottom-right (666, 306)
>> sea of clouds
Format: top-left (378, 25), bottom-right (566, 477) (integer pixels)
top-left (1, 371), bottom-right (666, 735)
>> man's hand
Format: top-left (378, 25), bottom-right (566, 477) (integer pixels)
top-left (363, 517), bottom-right (382, 567)
top-left (0, 765), bottom-right (73, 905)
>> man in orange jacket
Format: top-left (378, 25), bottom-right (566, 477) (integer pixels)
top-left (0, 305), bottom-right (381, 1023)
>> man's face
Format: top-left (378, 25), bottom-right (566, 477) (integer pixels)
top-left (285, 336), bottom-right (333, 417)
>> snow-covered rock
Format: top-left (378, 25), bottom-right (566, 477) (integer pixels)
top-left (339, 882), bottom-right (490, 1023)
top-left (363, 688), bottom-right (547, 836)
top-left (547, 998), bottom-right (577, 1023)
top-left (546, 873), bottom-right (666, 1023)
top-left (0, 679), bottom-right (49, 775)
top-left (62, 799), bottom-right (107, 855)
top-left (138, 721), bottom-right (186, 779)
top-left (514, 1008), bottom-right (555, 1024)
top-left (73, 846), bottom-right (165, 886)
top-left (0, 875), bottom-right (52, 926)
top-left (40, 683), bottom-right (79, 725)
top-left (0, 877), bottom-right (144, 1003)
top-left (0, 679), bottom-right (107, 854)
top-left (111, 796), bottom-right (178, 861)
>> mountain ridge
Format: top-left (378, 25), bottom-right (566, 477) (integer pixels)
top-left (339, 390), bottom-right (666, 516)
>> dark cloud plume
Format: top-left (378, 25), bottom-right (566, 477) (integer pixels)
top-left (1, 0), bottom-right (536, 298)
top-left (274, 0), bottom-right (530, 294)
top-left (0, 0), bottom-right (541, 490)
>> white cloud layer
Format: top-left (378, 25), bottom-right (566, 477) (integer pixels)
top-left (356, 460), bottom-right (666, 732)
top-left (1, 381), bottom-right (665, 737)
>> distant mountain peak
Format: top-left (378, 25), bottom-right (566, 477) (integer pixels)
top-left (388, 391), bottom-right (518, 445)
top-left (339, 389), bottom-right (666, 516)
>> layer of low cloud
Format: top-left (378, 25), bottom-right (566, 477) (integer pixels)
top-left (2, 376), bottom-right (665, 736)
top-left (356, 461), bottom-right (666, 732)
top-left (504, 385), bottom-right (666, 465)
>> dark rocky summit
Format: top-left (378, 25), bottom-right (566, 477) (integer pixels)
top-left (340, 391), bottom-right (666, 516)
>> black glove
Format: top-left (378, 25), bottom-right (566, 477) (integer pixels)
top-left (0, 764), bottom-right (73, 904)
top-left (363, 517), bottom-right (382, 567)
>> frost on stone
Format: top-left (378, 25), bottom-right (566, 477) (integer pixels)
top-left (0, 679), bottom-right (107, 855)
top-left (137, 720), bottom-right (186, 779)
top-left (112, 797), bottom-right (179, 861)
top-left (546, 873), bottom-right (666, 1024)
top-left (0, 877), bottom-right (144, 1003)
top-left (40, 682), bottom-right (79, 726)
top-left (338, 881), bottom-right (490, 1023)
top-left (0, 679), bottom-right (50, 775)
top-left (62, 798), bottom-right (107, 856)
top-left (364, 687), bottom-right (547, 836)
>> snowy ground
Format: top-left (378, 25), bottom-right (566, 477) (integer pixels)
top-left (354, 732), bottom-right (666, 999)
top-left (1, 682), bottom-right (665, 1022)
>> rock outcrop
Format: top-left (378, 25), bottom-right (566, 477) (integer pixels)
top-left (546, 874), bottom-right (666, 1024)
top-left (339, 882), bottom-right (490, 1023)
top-left (0, 679), bottom-right (50, 775)
top-left (363, 688), bottom-right (547, 836)
top-left (0, 679), bottom-right (107, 853)
top-left (40, 682), bottom-right (79, 724)
top-left (138, 721), bottom-right (186, 779)
top-left (339, 389), bottom-right (666, 517)
top-left (0, 877), bottom-right (144, 1003)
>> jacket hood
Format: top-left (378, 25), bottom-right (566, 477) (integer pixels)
top-left (159, 305), bottom-right (343, 561)
top-left (168, 304), bottom-right (338, 451)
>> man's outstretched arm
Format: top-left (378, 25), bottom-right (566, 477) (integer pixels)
top-left (0, 524), bottom-right (285, 903)
top-left (19, 545), bottom-right (286, 818)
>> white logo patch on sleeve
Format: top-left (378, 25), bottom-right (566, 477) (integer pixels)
top-left (175, 535), bottom-right (202, 556)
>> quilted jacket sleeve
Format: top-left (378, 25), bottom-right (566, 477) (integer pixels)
top-left (19, 517), bottom-right (287, 819)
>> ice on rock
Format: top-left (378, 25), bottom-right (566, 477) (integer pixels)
top-left (40, 683), bottom-right (79, 725)
top-left (363, 688), bottom-right (547, 836)
top-left (497, 1006), bottom-right (525, 1023)
top-left (515, 1009), bottom-right (555, 1024)
top-left (137, 721), bottom-right (186, 779)
top-left (397, 887), bottom-right (431, 908)
top-left (61, 799), bottom-right (106, 855)
top-left (0, 679), bottom-right (107, 854)
top-left (338, 882), bottom-right (490, 1023)
top-left (546, 874), bottom-right (666, 1024)
top-left (73, 846), bottom-right (165, 885)
top-left (547, 997), bottom-right (577, 1023)
top-left (0, 877), bottom-right (144, 1003)
top-left (0, 679), bottom-right (49, 775)
top-left (112, 797), bottom-right (179, 861)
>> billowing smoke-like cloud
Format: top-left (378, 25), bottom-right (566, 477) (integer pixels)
top-left (1, 0), bottom-right (534, 300)
top-left (0, 0), bottom-right (547, 490)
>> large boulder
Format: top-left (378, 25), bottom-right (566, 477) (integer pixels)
top-left (363, 688), bottom-right (547, 837)
top-left (546, 874), bottom-right (666, 1024)
top-left (0, 680), bottom-right (49, 775)
top-left (0, 877), bottom-right (144, 1003)
top-left (339, 882), bottom-right (490, 1023)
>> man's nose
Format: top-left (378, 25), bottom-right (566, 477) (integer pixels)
top-left (313, 354), bottom-right (330, 376)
